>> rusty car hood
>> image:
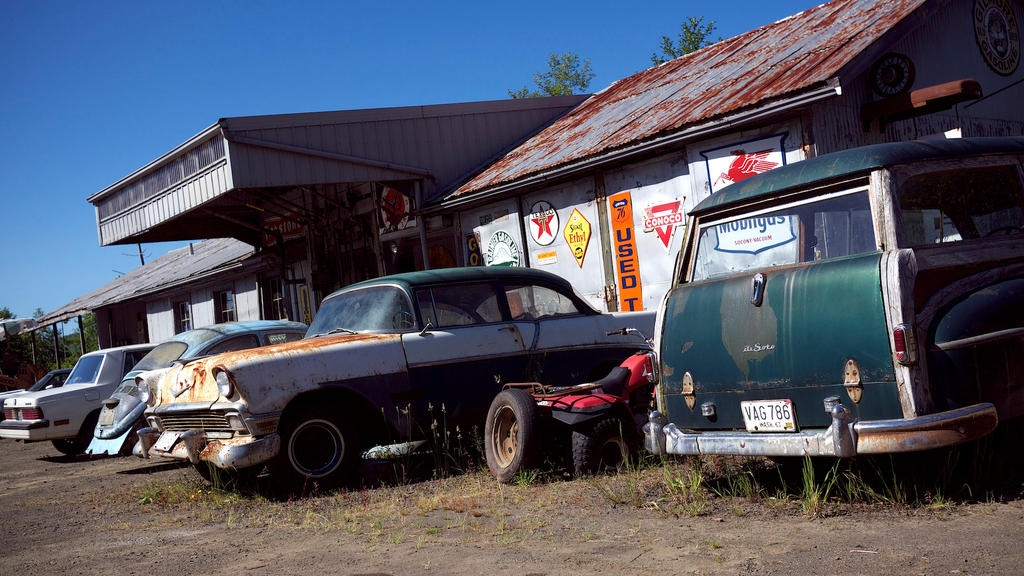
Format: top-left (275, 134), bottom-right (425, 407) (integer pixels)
top-left (150, 332), bottom-right (405, 411)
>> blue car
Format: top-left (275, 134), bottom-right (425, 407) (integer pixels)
top-left (87, 320), bottom-right (306, 455)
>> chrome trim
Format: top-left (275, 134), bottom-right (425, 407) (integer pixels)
top-left (644, 402), bottom-right (997, 458)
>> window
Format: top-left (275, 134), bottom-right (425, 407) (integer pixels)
top-left (265, 332), bottom-right (303, 345)
top-left (207, 335), bottom-right (260, 354)
top-left (122, 350), bottom-right (150, 376)
top-left (65, 355), bottom-right (103, 385)
top-left (307, 285), bottom-right (415, 335)
top-left (898, 164), bottom-right (1024, 246)
top-left (174, 300), bottom-right (192, 333)
top-left (416, 283), bottom-right (502, 328)
top-left (263, 278), bottom-right (290, 320)
top-left (504, 285), bottom-right (580, 320)
top-left (216, 290), bottom-right (237, 323)
top-left (691, 189), bottom-right (876, 281)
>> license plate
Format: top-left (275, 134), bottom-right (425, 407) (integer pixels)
top-left (153, 431), bottom-right (181, 453)
top-left (98, 408), bottom-right (115, 427)
top-left (740, 399), bottom-right (796, 432)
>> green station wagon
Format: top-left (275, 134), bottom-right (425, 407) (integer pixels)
top-left (644, 137), bottom-right (1024, 458)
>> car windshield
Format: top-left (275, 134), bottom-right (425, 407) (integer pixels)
top-left (307, 285), bottom-right (414, 336)
top-left (132, 341), bottom-right (189, 371)
top-left (27, 372), bottom-right (65, 392)
top-left (898, 164), bottom-right (1024, 245)
top-left (65, 356), bottom-right (103, 385)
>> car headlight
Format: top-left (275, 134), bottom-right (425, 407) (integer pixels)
top-left (213, 367), bottom-right (233, 398)
top-left (135, 375), bottom-right (152, 405)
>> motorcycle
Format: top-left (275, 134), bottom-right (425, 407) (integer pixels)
top-left (484, 328), bottom-right (657, 483)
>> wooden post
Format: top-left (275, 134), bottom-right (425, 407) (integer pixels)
top-left (30, 330), bottom-right (37, 365)
top-left (77, 315), bottom-right (86, 355)
top-left (51, 324), bottom-right (60, 368)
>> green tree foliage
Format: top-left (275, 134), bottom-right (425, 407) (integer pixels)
top-left (651, 16), bottom-right (720, 66)
top-left (1, 306), bottom-right (98, 381)
top-left (509, 52), bottom-right (595, 99)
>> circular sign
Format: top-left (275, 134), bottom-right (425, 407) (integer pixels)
top-left (527, 200), bottom-right (559, 246)
top-left (870, 53), bottom-right (915, 96)
top-left (486, 230), bottom-right (521, 267)
top-left (974, 0), bottom-right (1020, 76)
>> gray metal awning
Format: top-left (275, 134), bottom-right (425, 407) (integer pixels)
top-left (88, 96), bottom-right (588, 247)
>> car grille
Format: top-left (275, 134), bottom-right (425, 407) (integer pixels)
top-left (158, 412), bottom-right (232, 434)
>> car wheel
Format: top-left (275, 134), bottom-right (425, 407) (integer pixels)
top-left (572, 417), bottom-right (632, 476)
top-left (51, 410), bottom-right (100, 456)
top-left (268, 404), bottom-right (358, 494)
top-left (484, 388), bottom-right (539, 483)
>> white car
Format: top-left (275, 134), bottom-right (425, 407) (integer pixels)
top-left (1, 344), bottom-right (154, 455)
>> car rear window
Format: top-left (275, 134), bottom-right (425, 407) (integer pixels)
top-left (691, 189), bottom-right (876, 281)
top-left (898, 164), bottom-right (1024, 245)
top-left (66, 355), bottom-right (103, 385)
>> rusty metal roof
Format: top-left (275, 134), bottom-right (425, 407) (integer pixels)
top-left (452, 0), bottom-right (926, 198)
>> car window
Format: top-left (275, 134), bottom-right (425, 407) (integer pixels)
top-left (207, 335), bottom-right (260, 354)
top-left (264, 331), bottom-right (303, 345)
top-left (66, 356), bottom-right (103, 385)
top-left (898, 164), bottom-right (1024, 245)
top-left (416, 283), bottom-right (503, 328)
top-left (308, 285), bottom-right (415, 334)
top-left (691, 189), bottom-right (876, 281)
top-left (133, 341), bottom-right (188, 371)
top-left (504, 284), bottom-right (580, 320)
top-left (122, 350), bottom-right (149, 377)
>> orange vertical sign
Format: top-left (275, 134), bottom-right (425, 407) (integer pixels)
top-left (608, 191), bottom-right (644, 311)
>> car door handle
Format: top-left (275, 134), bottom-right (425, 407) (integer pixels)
top-left (751, 273), bottom-right (766, 307)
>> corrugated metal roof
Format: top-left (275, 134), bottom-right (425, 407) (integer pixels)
top-left (453, 0), bottom-right (926, 197)
top-left (37, 238), bottom-right (259, 327)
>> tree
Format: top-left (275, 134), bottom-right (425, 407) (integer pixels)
top-left (651, 16), bottom-right (720, 66)
top-left (509, 52), bottom-right (595, 99)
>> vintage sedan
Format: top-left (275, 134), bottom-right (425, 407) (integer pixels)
top-left (0, 369), bottom-right (71, 404)
top-left (1, 344), bottom-right (154, 454)
top-left (137, 267), bottom-right (654, 491)
top-left (645, 137), bottom-right (1023, 460)
top-left (87, 320), bottom-right (307, 455)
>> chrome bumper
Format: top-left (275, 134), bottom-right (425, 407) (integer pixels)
top-left (643, 401), bottom-right (998, 458)
top-left (137, 427), bottom-right (280, 470)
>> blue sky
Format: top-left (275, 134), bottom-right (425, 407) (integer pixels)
top-left (0, 0), bottom-right (821, 322)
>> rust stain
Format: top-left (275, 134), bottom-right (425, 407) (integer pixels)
top-left (153, 333), bottom-right (399, 406)
top-left (451, 0), bottom-right (925, 198)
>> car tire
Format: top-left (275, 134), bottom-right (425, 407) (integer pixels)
top-left (51, 410), bottom-right (100, 456)
top-left (268, 403), bottom-right (358, 494)
top-left (484, 388), bottom-right (539, 483)
top-left (572, 417), bottom-right (632, 476)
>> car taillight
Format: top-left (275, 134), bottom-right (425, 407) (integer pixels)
top-left (893, 324), bottom-right (917, 365)
top-left (643, 351), bottom-right (658, 384)
top-left (20, 407), bottom-right (44, 420)
top-left (3, 408), bottom-right (14, 420)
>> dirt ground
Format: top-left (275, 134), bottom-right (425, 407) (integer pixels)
top-left (2, 438), bottom-right (1024, 576)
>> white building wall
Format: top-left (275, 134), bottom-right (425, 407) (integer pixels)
top-left (235, 275), bottom-right (261, 321)
top-left (146, 298), bottom-right (175, 343)
top-left (190, 286), bottom-right (215, 327)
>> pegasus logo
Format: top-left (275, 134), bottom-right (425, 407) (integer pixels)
top-left (714, 149), bottom-right (779, 188)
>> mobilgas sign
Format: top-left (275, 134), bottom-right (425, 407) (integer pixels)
top-left (714, 216), bottom-right (795, 254)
